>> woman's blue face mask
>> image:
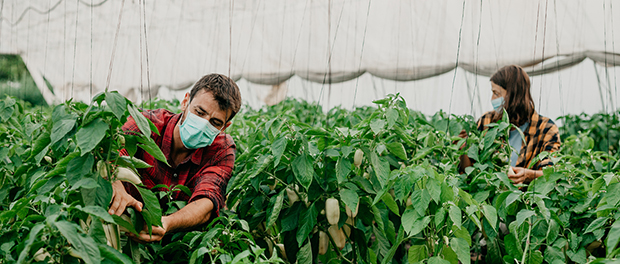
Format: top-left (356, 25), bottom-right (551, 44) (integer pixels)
top-left (492, 97), bottom-right (504, 111)
top-left (179, 110), bottom-right (221, 149)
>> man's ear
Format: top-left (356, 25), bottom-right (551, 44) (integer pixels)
top-left (180, 93), bottom-right (190, 111)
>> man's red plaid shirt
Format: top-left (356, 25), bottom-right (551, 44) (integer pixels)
top-left (119, 109), bottom-right (236, 219)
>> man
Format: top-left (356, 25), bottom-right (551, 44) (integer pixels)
top-left (109, 73), bottom-right (241, 243)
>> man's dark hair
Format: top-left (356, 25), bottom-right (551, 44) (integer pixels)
top-left (189, 73), bottom-right (242, 122)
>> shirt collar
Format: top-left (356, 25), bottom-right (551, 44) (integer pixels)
top-left (163, 113), bottom-right (204, 166)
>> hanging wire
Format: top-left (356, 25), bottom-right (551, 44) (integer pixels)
top-left (239, 0), bottom-right (264, 76)
top-left (470, 0), bottom-right (483, 118)
top-left (447, 0), bottom-right (467, 129)
top-left (532, 0), bottom-right (542, 113)
top-left (276, 1), bottom-right (287, 87)
top-left (142, 0), bottom-right (152, 107)
top-left (139, 0), bottom-right (144, 105)
top-left (610, 0), bottom-right (618, 113)
top-left (169, 0), bottom-right (185, 89)
top-left (603, 0), bottom-right (612, 160)
top-left (70, 0), bottom-right (79, 99)
top-left (553, 0), bottom-right (565, 118)
top-left (62, 0), bottom-right (66, 101)
top-left (89, 0), bottom-right (93, 101)
top-left (1, 0), bottom-right (62, 26)
top-left (538, 0), bottom-right (549, 112)
top-left (44, 0), bottom-right (51, 109)
top-left (351, 0), bottom-right (371, 109)
top-left (104, 0), bottom-right (126, 92)
top-left (229, 0), bottom-right (234, 77)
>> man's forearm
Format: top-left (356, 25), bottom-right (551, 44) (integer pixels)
top-left (164, 198), bottom-right (214, 233)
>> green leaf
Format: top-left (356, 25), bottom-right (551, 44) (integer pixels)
top-left (605, 183), bottom-right (620, 207)
top-left (271, 137), bottom-right (288, 168)
top-left (105, 91), bottom-right (127, 120)
top-left (427, 177), bottom-right (441, 203)
top-left (386, 142), bottom-right (407, 160)
top-left (29, 130), bottom-right (50, 162)
top-left (297, 241), bottom-right (313, 264)
top-left (70, 178), bottom-right (99, 191)
top-left (408, 245), bottom-right (428, 263)
top-left (266, 191), bottom-right (284, 229)
top-left (81, 176), bottom-right (113, 208)
top-left (381, 192), bottom-right (400, 216)
top-left (55, 221), bottom-right (101, 264)
top-left (428, 256), bottom-right (451, 264)
top-left (585, 217), bottom-right (608, 234)
top-left (98, 244), bottom-right (135, 264)
top-left (411, 189), bottom-right (431, 216)
top-left (296, 205), bottom-right (318, 245)
top-left (66, 154), bottom-right (94, 185)
top-left (504, 233), bottom-right (523, 259)
top-left (370, 119), bottom-right (386, 135)
top-left (336, 157), bottom-right (352, 184)
top-left (435, 207), bottom-right (447, 227)
top-left (189, 247), bottom-right (208, 264)
top-left (111, 215), bottom-right (139, 235)
top-left (401, 208), bottom-right (418, 234)
top-left (136, 186), bottom-right (163, 235)
top-left (51, 117), bottom-right (76, 145)
top-left (505, 192), bottom-right (521, 207)
top-left (449, 205), bottom-right (462, 229)
top-left (16, 223), bottom-right (45, 264)
top-left (482, 204), bottom-right (498, 231)
top-left (450, 237), bottom-right (470, 264)
top-left (77, 205), bottom-right (115, 223)
top-left (527, 250), bottom-right (544, 264)
top-left (118, 156), bottom-right (152, 169)
top-left (409, 216), bottom-right (431, 236)
top-left (606, 220), bottom-right (620, 256)
top-left (138, 136), bottom-right (170, 166)
top-left (292, 154), bottom-right (314, 190)
top-left (127, 103), bottom-right (151, 137)
top-left (516, 209), bottom-right (535, 228)
top-left (76, 118), bottom-right (109, 155)
top-left (566, 247), bottom-right (586, 264)
top-left (370, 152), bottom-right (390, 188)
top-left (340, 188), bottom-right (359, 217)
top-left (386, 108), bottom-right (399, 129)
top-left (467, 144), bottom-right (479, 162)
top-left (453, 226), bottom-right (472, 246)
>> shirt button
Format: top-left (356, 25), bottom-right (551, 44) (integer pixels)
top-left (173, 173), bottom-right (178, 177)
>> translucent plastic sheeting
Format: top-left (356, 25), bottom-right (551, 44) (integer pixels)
top-left (1, 0), bottom-right (619, 119)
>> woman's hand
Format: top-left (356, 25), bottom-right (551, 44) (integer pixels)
top-left (509, 167), bottom-right (542, 184)
top-left (456, 129), bottom-right (468, 150)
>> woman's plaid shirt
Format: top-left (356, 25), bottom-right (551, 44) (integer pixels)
top-left (477, 110), bottom-right (561, 170)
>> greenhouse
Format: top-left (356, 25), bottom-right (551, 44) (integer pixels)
top-left (1, 0), bottom-right (620, 263)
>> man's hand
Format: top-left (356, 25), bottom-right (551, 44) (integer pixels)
top-left (109, 180), bottom-right (143, 216)
top-left (126, 217), bottom-right (169, 243)
top-left (509, 167), bottom-right (541, 184)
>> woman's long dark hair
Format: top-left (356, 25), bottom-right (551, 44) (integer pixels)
top-left (490, 65), bottom-right (535, 127)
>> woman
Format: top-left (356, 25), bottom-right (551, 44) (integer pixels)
top-left (460, 65), bottom-right (561, 184)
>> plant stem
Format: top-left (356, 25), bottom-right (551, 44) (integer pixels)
top-left (520, 220), bottom-right (533, 264)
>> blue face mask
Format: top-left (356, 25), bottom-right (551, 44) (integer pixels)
top-left (491, 97), bottom-right (504, 111)
top-left (179, 111), bottom-right (221, 149)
